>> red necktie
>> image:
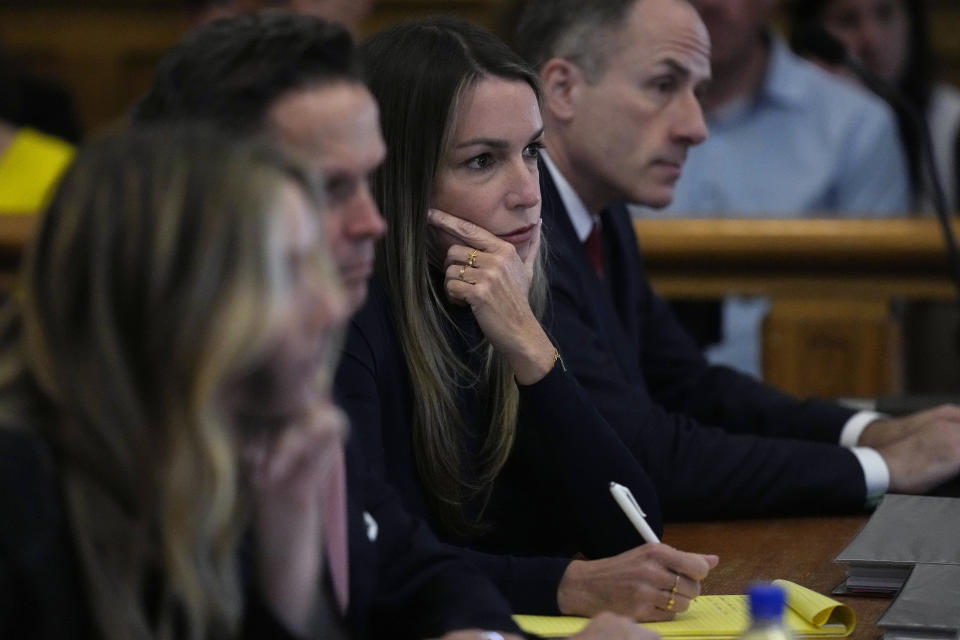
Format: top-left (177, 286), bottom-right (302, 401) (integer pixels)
top-left (323, 443), bottom-right (349, 613)
top-left (585, 221), bottom-right (604, 275)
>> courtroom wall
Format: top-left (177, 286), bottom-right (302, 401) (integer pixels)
top-left (2, 0), bottom-right (958, 135)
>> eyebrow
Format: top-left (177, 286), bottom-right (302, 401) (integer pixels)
top-left (656, 58), bottom-right (692, 78)
top-left (455, 127), bottom-right (545, 150)
top-left (654, 57), bottom-right (711, 86)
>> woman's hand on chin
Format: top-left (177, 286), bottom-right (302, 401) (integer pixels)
top-left (244, 402), bottom-right (347, 635)
top-left (428, 208), bottom-right (555, 385)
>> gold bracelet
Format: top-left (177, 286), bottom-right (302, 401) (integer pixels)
top-left (554, 349), bottom-right (567, 372)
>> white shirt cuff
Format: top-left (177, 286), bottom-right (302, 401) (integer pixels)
top-left (839, 410), bottom-right (886, 447)
top-left (850, 446), bottom-right (890, 506)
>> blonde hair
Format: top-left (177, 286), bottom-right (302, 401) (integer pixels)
top-left (0, 125), bottom-right (319, 640)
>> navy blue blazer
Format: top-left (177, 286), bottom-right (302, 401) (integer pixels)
top-left (539, 166), bottom-right (869, 519)
top-left (340, 435), bottom-right (519, 638)
top-left (0, 428), bottom-right (517, 640)
top-left (335, 280), bottom-right (663, 615)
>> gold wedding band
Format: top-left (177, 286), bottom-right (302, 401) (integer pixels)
top-left (664, 573), bottom-right (679, 611)
top-left (458, 265), bottom-right (467, 281)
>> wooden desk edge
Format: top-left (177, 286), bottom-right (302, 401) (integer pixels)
top-left (633, 218), bottom-right (960, 265)
top-left (663, 516), bottom-right (886, 640)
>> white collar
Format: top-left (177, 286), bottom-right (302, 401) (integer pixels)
top-left (542, 150), bottom-right (596, 242)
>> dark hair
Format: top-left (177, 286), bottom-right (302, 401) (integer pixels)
top-left (133, 11), bottom-right (360, 133)
top-left (361, 17), bottom-right (545, 536)
top-left (0, 41), bottom-right (83, 142)
top-left (787, 0), bottom-right (936, 199)
top-left (513, 0), bottom-right (637, 79)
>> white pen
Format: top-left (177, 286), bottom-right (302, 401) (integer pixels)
top-left (609, 481), bottom-right (660, 544)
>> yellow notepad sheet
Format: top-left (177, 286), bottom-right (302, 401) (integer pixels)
top-left (514, 580), bottom-right (856, 639)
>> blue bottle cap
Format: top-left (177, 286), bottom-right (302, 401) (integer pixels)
top-left (748, 583), bottom-right (786, 619)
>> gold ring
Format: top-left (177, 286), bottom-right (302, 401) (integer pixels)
top-left (672, 574), bottom-right (680, 594)
top-left (666, 596), bottom-right (675, 611)
top-left (467, 248), bottom-right (479, 268)
top-left (458, 265), bottom-right (467, 281)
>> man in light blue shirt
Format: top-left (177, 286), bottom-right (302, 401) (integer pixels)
top-left (665, 35), bottom-right (908, 215)
top-left (636, 0), bottom-right (909, 377)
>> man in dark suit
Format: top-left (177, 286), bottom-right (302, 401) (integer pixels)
top-left (134, 12), bottom-right (648, 640)
top-left (512, 0), bottom-right (960, 519)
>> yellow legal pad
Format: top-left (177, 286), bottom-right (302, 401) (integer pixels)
top-left (514, 580), bottom-right (856, 639)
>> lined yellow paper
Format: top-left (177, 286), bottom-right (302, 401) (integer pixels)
top-left (513, 580), bottom-right (855, 639)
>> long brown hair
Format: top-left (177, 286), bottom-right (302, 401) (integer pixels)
top-left (362, 18), bottom-right (547, 536)
top-left (0, 125), bottom-right (317, 640)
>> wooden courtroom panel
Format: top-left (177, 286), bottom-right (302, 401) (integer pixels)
top-left (3, 0), bottom-right (958, 133)
top-left (763, 299), bottom-right (902, 397)
top-left (0, 7), bottom-right (190, 134)
top-left (633, 218), bottom-right (960, 300)
top-left (928, 0), bottom-right (960, 89)
top-left (0, 1), bottom-right (506, 134)
top-left (634, 218), bottom-right (959, 398)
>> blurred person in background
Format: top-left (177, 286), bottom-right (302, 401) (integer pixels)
top-left (0, 40), bottom-right (82, 143)
top-left (789, 0), bottom-right (960, 214)
top-left (789, 0), bottom-right (960, 395)
top-left (642, 0), bottom-right (910, 379)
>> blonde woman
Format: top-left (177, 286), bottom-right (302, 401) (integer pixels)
top-left (0, 125), bottom-right (352, 639)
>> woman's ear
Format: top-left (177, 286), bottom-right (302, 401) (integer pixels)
top-left (539, 57), bottom-right (583, 123)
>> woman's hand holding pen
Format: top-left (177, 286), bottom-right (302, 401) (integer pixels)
top-left (429, 208), bottom-right (556, 385)
top-left (556, 544), bottom-right (719, 622)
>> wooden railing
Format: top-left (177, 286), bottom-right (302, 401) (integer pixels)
top-left (3, 0), bottom-right (959, 133)
top-left (634, 218), bottom-right (960, 398)
top-left (2, 215), bottom-right (956, 398)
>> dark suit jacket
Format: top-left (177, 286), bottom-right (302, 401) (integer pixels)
top-left (335, 280), bottom-right (663, 614)
top-left (0, 428), bottom-right (517, 640)
top-left (539, 165), bottom-right (869, 519)
top-left (340, 435), bottom-right (519, 638)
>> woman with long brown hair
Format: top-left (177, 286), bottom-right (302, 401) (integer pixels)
top-left (337, 17), bottom-right (717, 622)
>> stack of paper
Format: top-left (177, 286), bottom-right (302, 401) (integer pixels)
top-left (514, 580), bottom-right (856, 639)
top-left (835, 494), bottom-right (960, 595)
top-left (877, 564), bottom-right (960, 640)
